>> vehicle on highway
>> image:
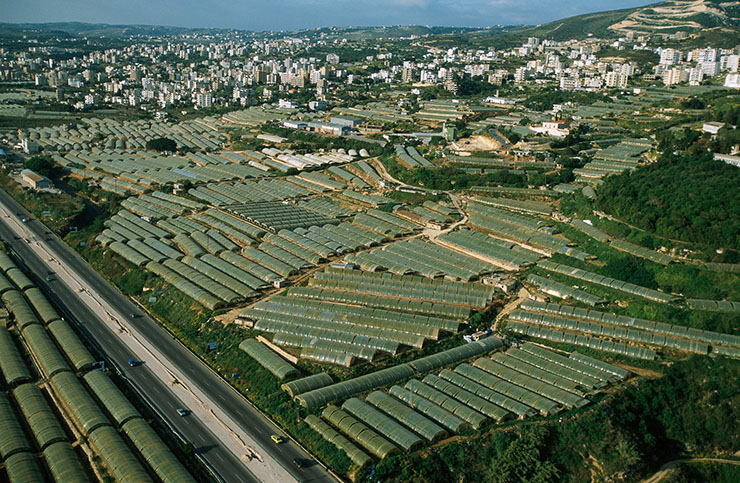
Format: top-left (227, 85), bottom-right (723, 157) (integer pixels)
top-left (21, 216), bottom-right (30, 223)
top-left (130, 313), bottom-right (140, 318)
top-left (128, 358), bottom-right (138, 367)
top-left (46, 276), bottom-right (54, 282)
top-left (176, 408), bottom-right (189, 417)
top-left (292, 458), bottom-right (306, 469)
top-left (270, 434), bottom-right (284, 444)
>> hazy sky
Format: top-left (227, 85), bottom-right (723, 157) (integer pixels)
top-left (2, 0), bottom-right (656, 31)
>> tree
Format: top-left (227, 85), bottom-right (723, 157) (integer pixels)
top-left (146, 138), bottom-right (177, 152)
top-left (24, 155), bottom-right (58, 178)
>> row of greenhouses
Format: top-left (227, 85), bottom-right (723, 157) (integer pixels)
top-left (520, 300), bottom-right (740, 354)
top-left (467, 202), bottom-right (557, 234)
top-left (537, 260), bottom-right (681, 303)
top-left (688, 298), bottom-right (740, 314)
top-left (471, 197), bottom-right (552, 217)
top-left (506, 321), bottom-right (658, 360)
top-left (610, 239), bottom-right (674, 265)
top-left (437, 229), bottom-right (540, 271)
top-left (309, 268), bottom-right (495, 308)
top-left (340, 190), bottom-right (395, 208)
top-left (295, 337), bottom-right (504, 407)
top-left (570, 219), bottom-right (611, 242)
top-left (328, 166), bottom-right (370, 190)
top-left (353, 161), bottom-right (383, 186)
top-left (0, 391), bottom-right (90, 483)
top-left (355, 238), bottom-right (498, 281)
top-left (19, 116), bottom-right (224, 152)
top-left (410, 206), bottom-right (449, 225)
top-left (227, 200), bottom-right (337, 231)
top-left (284, 286), bottom-right (470, 320)
top-left (467, 209), bottom-right (593, 261)
top-left (238, 339), bottom-right (299, 380)
top-left (0, 256), bottom-right (193, 482)
top-left (260, 294), bottom-right (458, 333)
top-left (302, 343), bottom-right (625, 467)
top-left (527, 274), bottom-right (607, 306)
top-left (509, 309), bottom-right (710, 355)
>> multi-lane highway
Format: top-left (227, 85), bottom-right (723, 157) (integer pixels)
top-left (0, 188), bottom-right (335, 483)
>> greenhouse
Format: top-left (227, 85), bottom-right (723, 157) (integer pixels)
top-left (342, 398), bottom-right (423, 452)
top-left (445, 366), bottom-right (553, 417)
top-left (43, 441), bottom-right (89, 483)
top-left (13, 383), bottom-right (67, 450)
top-left (22, 324), bottom-right (71, 379)
top-left (122, 418), bottom-right (196, 483)
top-left (3, 290), bottom-right (40, 329)
top-left (527, 274), bottom-right (607, 306)
top-left (388, 385), bottom-right (468, 433)
top-left (239, 338), bottom-right (299, 380)
top-left (0, 392), bottom-right (32, 459)
top-left (0, 327), bottom-right (32, 387)
top-left (87, 426), bottom-right (152, 482)
top-left (404, 379), bottom-right (490, 429)
top-left (281, 373), bottom-right (334, 398)
top-left (6, 267), bottom-right (36, 291)
top-left (48, 319), bottom-right (95, 372)
top-left (322, 405), bottom-right (399, 459)
top-left (303, 415), bottom-right (372, 469)
top-left (4, 451), bottom-right (44, 483)
top-left (24, 287), bottom-right (62, 324)
top-left (84, 370), bottom-right (141, 426)
top-left (49, 372), bottom-right (110, 437)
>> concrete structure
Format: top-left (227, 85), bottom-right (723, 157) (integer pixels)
top-left (714, 152), bottom-right (740, 168)
top-left (20, 138), bottom-right (39, 154)
top-left (702, 122), bottom-right (725, 135)
top-left (21, 169), bottom-right (51, 190)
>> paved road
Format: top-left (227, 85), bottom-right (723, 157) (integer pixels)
top-left (0, 188), bottom-right (335, 483)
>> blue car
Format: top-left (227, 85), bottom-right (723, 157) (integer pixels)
top-left (128, 358), bottom-right (137, 367)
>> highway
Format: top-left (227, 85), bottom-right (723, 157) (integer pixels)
top-left (0, 188), bottom-right (335, 483)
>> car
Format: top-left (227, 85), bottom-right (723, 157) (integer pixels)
top-left (127, 358), bottom-right (137, 367)
top-left (46, 276), bottom-right (54, 282)
top-left (176, 408), bottom-right (189, 417)
top-left (270, 434), bottom-right (284, 444)
top-left (21, 217), bottom-right (30, 223)
top-left (129, 313), bottom-right (139, 318)
top-left (292, 458), bottom-right (306, 469)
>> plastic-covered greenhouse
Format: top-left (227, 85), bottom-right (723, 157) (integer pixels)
top-left (322, 405), bottom-right (399, 459)
top-left (341, 398), bottom-right (423, 452)
top-left (303, 415), bottom-right (371, 469)
top-left (239, 339), bottom-right (299, 380)
top-left (13, 383), bottom-right (67, 450)
top-left (281, 373), bottom-right (333, 398)
top-left (0, 327), bottom-right (32, 387)
top-left (87, 426), bottom-right (151, 482)
top-left (83, 370), bottom-right (141, 426)
top-left (122, 418), bottom-right (196, 483)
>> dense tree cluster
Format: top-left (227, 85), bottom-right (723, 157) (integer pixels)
top-left (376, 356), bottom-right (740, 482)
top-left (23, 155), bottom-right (59, 178)
top-left (596, 146), bottom-right (740, 249)
top-left (146, 137), bottom-right (177, 152)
